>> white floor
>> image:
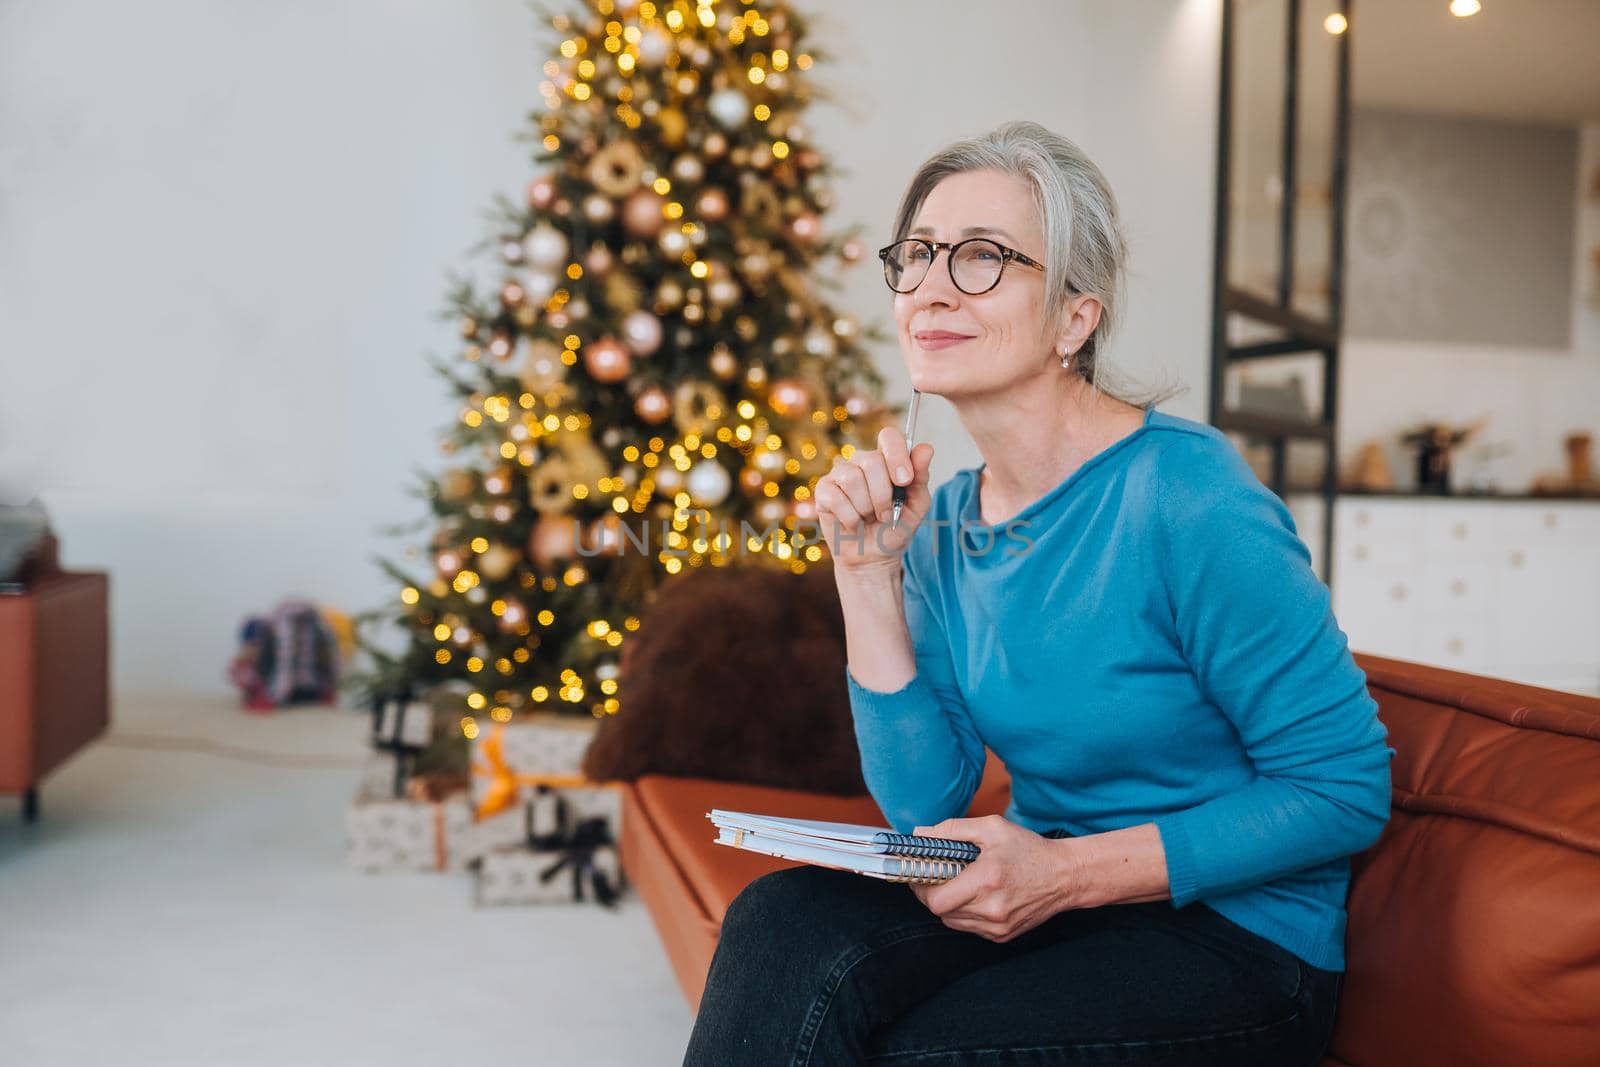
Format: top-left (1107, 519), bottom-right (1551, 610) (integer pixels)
top-left (0, 694), bottom-right (695, 1066)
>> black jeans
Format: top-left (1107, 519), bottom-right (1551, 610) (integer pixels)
top-left (684, 863), bottom-right (1342, 1066)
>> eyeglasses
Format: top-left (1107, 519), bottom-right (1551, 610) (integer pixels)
top-left (877, 237), bottom-right (1047, 295)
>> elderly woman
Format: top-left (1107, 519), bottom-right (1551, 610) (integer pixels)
top-left (683, 121), bottom-right (1394, 1066)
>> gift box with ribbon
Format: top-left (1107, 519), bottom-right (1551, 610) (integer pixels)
top-left (344, 775), bottom-right (474, 873)
top-left (468, 718), bottom-right (599, 815)
top-left (473, 783), bottom-right (628, 906)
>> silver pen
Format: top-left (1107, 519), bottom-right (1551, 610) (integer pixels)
top-left (890, 389), bottom-right (922, 529)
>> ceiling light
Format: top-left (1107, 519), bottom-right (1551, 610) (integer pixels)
top-left (1449, 0), bottom-right (1482, 17)
top-left (1324, 12), bottom-right (1348, 34)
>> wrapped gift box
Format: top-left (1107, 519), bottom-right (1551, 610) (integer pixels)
top-left (468, 716), bottom-right (599, 809)
top-left (475, 832), bottom-right (627, 907)
top-left (473, 781), bottom-right (627, 906)
top-left (344, 783), bottom-right (474, 873)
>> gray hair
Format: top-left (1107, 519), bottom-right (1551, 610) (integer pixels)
top-left (890, 120), bottom-right (1185, 409)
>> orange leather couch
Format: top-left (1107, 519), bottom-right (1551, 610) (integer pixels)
top-left (618, 653), bottom-right (1600, 1066)
top-left (0, 558), bottom-right (111, 822)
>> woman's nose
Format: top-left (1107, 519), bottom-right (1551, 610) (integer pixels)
top-left (914, 252), bottom-right (961, 307)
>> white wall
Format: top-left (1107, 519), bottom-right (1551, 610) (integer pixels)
top-left (1337, 122), bottom-right (1600, 493)
top-left (0, 0), bottom-right (1221, 697)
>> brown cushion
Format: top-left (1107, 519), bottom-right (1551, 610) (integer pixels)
top-left (583, 561), bottom-right (870, 795)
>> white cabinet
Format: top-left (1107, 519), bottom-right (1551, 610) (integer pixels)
top-left (1331, 497), bottom-right (1600, 696)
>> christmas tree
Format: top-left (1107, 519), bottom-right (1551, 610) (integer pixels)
top-left (351, 0), bottom-right (896, 739)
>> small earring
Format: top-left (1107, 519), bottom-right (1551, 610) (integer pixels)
top-left (1059, 347), bottom-right (1071, 369)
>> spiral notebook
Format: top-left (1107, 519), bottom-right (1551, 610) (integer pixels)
top-left (706, 809), bottom-right (980, 885)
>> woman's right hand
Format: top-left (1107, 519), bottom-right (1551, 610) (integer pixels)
top-left (814, 425), bottom-right (935, 578)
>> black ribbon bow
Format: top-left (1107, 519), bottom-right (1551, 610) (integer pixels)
top-left (527, 789), bottom-right (622, 908)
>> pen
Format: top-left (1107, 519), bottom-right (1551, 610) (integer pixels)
top-left (890, 389), bottom-right (921, 530)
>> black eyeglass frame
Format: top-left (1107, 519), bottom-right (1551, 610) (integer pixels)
top-left (877, 237), bottom-right (1048, 295)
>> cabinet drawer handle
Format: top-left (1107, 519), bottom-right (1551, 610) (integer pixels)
top-left (1453, 522), bottom-right (1468, 539)
top-left (1390, 583), bottom-right (1408, 601)
top-left (1448, 637), bottom-right (1464, 654)
top-left (1509, 550), bottom-right (1526, 568)
top-left (1450, 579), bottom-right (1467, 596)
top-left (1356, 511), bottom-right (1370, 526)
top-left (1354, 545), bottom-right (1369, 561)
top-left (1543, 512), bottom-right (1558, 528)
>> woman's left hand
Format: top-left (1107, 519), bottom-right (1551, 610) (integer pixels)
top-left (908, 815), bottom-right (1084, 943)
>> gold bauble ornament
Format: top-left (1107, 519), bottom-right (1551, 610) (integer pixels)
top-left (655, 279), bottom-right (685, 311)
top-left (841, 238), bottom-right (864, 263)
top-left (528, 515), bottom-right (580, 567)
top-left (604, 270), bottom-right (646, 314)
top-left (739, 467), bottom-right (765, 495)
top-left (709, 345), bottom-right (738, 380)
top-left (703, 132), bottom-right (728, 158)
top-left (634, 386), bottom-right (672, 424)
top-left (477, 542), bottom-right (520, 581)
top-left (527, 456), bottom-right (574, 516)
top-left (740, 249), bottom-right (774, 281)
top-left (672, 381), bottom-right (727, 436)
top-left (584, 337), bottom-right (632, 383)
top-left (439, 468), bottom-right (476, 501)
top-left (555, 429), bottom-right (610, 486)
top-left (623, 190), bottom-right (665, 237)
top-left (657, 106), bottom-right (688, 147)
top-left (587, 140), bottom-right (645, 198)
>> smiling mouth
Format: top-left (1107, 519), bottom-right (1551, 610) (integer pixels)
top-left (914, 333), bottom-right (974, 349)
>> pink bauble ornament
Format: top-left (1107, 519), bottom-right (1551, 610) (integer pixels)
top-left (634, 386), bottom-right (671, 423)
top-left (791, 213), bottom-right (820, 242)
top-left (528, 515), bottom-right (580, 567)
top-left (585, 244), bottom-right (615, 275)
top-left (527, 175), bottom-right (557, 210)
top-left (584, 337), bottom-right (632, 383)
top-left (622, 190), bottom-right (666, 237)
top-left (696, 188), bottom-right (730, 222)
top-left (768, 377), bottom-right (812, 416)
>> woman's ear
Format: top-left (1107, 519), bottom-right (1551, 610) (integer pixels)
top-left (1056, 293), bottom-right (1103, 355)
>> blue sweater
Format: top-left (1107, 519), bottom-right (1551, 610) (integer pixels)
top-left (844, 406), bottom-right (1395, 972)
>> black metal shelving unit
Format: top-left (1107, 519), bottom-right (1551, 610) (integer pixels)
top-left (1210, 0), bottom-right (1352, 585)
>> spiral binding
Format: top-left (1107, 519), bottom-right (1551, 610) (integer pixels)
top-left (886, 856), bottom-right (963, 884)
top-left (879, 832), bottom-right (981, 862)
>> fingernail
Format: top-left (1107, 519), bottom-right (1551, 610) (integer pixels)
top-left (897, 466), bottom-right (911, 482)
